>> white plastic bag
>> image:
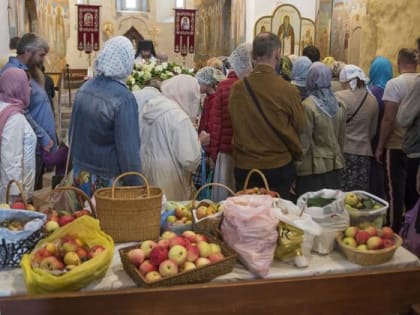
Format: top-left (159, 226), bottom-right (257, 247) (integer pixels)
top-left (221, 195), bottom-right (278, 277)
top-left (297, 189), bottom-right (349, 254)
top-left (272, 198), bottom-right (322, 265)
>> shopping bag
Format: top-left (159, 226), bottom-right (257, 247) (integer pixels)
top-left (400, 198), bottom-right (420, 257)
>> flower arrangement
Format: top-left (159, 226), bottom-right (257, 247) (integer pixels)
top-left (127, 61), bottom-right (195, 90)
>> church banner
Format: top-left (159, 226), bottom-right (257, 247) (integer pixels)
top-left (174, 9), bottom-right (196, 56)
top-left (77, 4), bottom-right (101, 53)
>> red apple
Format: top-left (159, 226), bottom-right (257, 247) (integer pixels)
top-left (182, 230), bottom-right (197, 243)
top-left (149, 246), bottom-right (169, 266)
top-left (58, 215), bottom-right (75, 227)
top-left (364, 226), bottom-right (377, 237)
top-left (196, 234), bottom-right (207, 242)
top-left (76, 247), bottom-right (89, 261)
top-left (186, 244), bottom-right (199, 262)
top-left (32, 248), bottom-right (52, 264)
top-left (139, 260), bottom-right (156, 276)
top-left (169, 236), bottom-right (186, 248)
top-left (208, 252), bottom-right (225, 263)
top-left (384, 238), bottom-right (395, 248)
top-left (195, 257), bottom-right (211, 267)
top-left (355, 230), bottom-right (370, 245)
top-left (88, 245), bottom-right (105, 258)
top-left (157, 239), bottom-right (170, 249)
top-left (11, 202), bottom-right (26, 210)
top-left (73, 209), bottom-right (91, 218)
top-left (144, 271), bottom-right (162, 282)
top-left (168, 245), bottom-right (187, 265)
top-left (367, 236), bottom-right (384, 250)
top-left (381, 227), bottom-right (394, 239)
top-left (140, 240), bottom-right (157, 257)
top-left (127, 248), bottom-right (146, 266)
top-left (159, 259), bottom-right (178, 277)
top-left (344, 226), bottom-right (359, 238)
top-left (39, 256), bottom-right (64, 271)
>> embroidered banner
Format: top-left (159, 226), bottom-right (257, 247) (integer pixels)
top-left (77, 4), bottom-right (100, 53)
top-left (174, 9), bottom-right (197, 56)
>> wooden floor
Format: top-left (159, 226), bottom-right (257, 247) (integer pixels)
top-left (1, 266), bottom-right (419, 315)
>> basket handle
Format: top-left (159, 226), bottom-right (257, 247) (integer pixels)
top-left (53, 186), bottom-right (97, 218)
top-left (242, 169), bottom-right (270, 191)
top-left (192, 183), bottom-right (235, 208)
top-left (111, 172), bottom-right (150, 199)
top-left (5, 180), bottom-right (28, 208)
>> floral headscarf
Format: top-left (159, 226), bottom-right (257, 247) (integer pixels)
top-left (195, 66), bottom-right (225, 87)
top-left (161, 74), bottom-right (201, 122)
top-left (228, 43), bottom-right (253, 79)
top-left (292, 56), bottom-right (312, 87)
top-left (306, 62), bottom-right (339, 117)
top-left (369, 57), bottom-right (393, 89)
top-left (95, 36), bottom-right (135, 83)
top-left (339, 64), bottom-right (369, 91)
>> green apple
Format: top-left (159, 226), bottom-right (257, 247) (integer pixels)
top-left (356, 244), bottom-right (368, 251)
top-left (344, 226), bottom-right (359, 238)
top-left (166, 215), bottom-right (176, 223)
top-left (344, 193), bottom-right (359, 207)
top-left (342, 236), bottom-right (357, 248)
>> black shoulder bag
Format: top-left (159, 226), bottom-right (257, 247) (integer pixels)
top-left (346, 91), bottom-right (368, 123)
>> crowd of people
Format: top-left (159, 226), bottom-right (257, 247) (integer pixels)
top-left (0, 31), bottom-right (419, 233)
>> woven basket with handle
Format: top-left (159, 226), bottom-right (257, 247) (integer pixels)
top-left (94, 172), bottom-right (163, 242)
top-left (6, 180), bottom-right (28, 208)
top-left (236, 169), bottom-right (280, 198)
top-left (192, 183), bottom-right (235, 236)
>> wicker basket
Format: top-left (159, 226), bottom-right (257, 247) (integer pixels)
top-left (236, 169), bottom-right (280, 198)
top-left (94, 172), bottom-right (163, 242)
top-left (336, 233), bottom-right (402, 266)
top-left (119, 233), bottom-right (237, 288)
top-left (6, 180), bottom-right (28, 209)
top-left (192, 183), bottom-right (235, 236)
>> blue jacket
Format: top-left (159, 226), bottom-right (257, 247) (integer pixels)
top-left (1, 57), bottom-right (55, 149)
top-left (69, 76), bottom-right (141, 184)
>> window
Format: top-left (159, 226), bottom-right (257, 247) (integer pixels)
top-left (116, 0), bottom-right (150, 12)
top-left (175, 0), bottom-right (185, 9)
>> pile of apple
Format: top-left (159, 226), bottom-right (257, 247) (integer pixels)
top-left (193, 200), bottom-right (221, 221)
top-left (344, 192), bottom-right (383, 211)
top-left (126, 230), bottom-right (226, 282)
top-left (31, 234), bottom-right (105, 274)
top-left (0, 219), bottom-right (26, 231)
top-left (0, 201), bottom-right (35, 211)
top-left (165, 202), bottom-right (193, 225)
top-left (42, 208), bottom-right (91, 234)
top-left (342, 225), bottom-right (396, 251)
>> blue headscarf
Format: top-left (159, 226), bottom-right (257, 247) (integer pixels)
top-left (306, 62), bottom-right (339, 117)
top-left (369, 56), bottom-right (393, 89)
top-left (292, 56), bottom-right (312, 87)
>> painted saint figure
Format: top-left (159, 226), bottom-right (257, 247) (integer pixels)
top-left (277, 15), bottom-right (295, 55)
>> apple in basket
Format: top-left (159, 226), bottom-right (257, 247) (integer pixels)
top-left (161, 231), bottom-right (177, 241)
top-left (168, 245), bottom-right (187, 265)
top-left (145, 271), bottom-right (162, 282)
top-left (195, 257), bottom-right (211, 268)
top-left (180, 261), bottom-right (196, 272)
top-left (127, 248), bottom-right (146, 266)
top-left (169, 236), bottom-right (187, 248)
top-left (140, 240), bottom-right (158, 257)
top-left (197, 241), bottom-right (211, 257)
top-left (159, 259), bottom-right (178, 277)
top-left (182, 230), bottom-right (197, 243)
top-left (149, 246), bottom-right (169, 266)
top-left (139, 260), bottom-right (157, 276)
top-left (186, 244), bottom-right (199, 262)
top-left (208, 252), bottom-right (225, 263)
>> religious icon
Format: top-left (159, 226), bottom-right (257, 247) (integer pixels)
top-left (278, 15), bottom-right (295, 55)
top-left (84, 12), bottom-right (94, 27)
top-left (181, 16), bottom-right (190, 31)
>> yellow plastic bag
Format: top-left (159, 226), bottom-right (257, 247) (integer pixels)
top-left (274, 222), bottom-right (304, 260)
top-left (21, 215), bottom-right (114, 294)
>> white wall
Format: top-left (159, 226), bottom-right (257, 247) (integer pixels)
top-left (245, 0), bottom-right (318, 43)
top-left (0, 2), bottom-right (10, 56)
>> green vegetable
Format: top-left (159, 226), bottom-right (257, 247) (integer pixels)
top-left (307, 197), bottom-right (335, 207)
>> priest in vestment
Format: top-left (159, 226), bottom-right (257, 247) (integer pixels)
top-left (277, 15), bottom-right (295, 55)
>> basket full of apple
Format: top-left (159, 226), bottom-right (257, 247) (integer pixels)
top-left (119, 229), bottom-right (237, 288)
top-left (336, 224), bottom-right (402, 266)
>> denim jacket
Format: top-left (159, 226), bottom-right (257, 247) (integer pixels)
top-left (69, 76), bottom-right (141, 184)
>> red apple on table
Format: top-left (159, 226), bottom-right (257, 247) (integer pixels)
top-left (342, 237), bottom-right (357, 248)
top-left (169, 236), bottom-right (186, 248)
top-left (140, 240), bottom-right (157, 257)
top-left (355, 230), bottom-right (370, 245)
top-left (145, 271), bottom-right (162, 282)
top-left (149, 246), bottom-right (169, 266)
top-left (39, 256), bottom-right (64, 271)
top-left (364, 226), bottom-right (377, 237)
top-left (127, 248), bottom-right (146, 266)
top-left (367, 236), bottom-right (384, 250)
top-left (159, 259), bottom-right (178, 277)
top-left (138, 260), bottom-right (156, 276)
top-left (88, 245), bottom-right (105, 258)
top-left (381, 227), bottom-right (394, 239)
top-left (168, 245), bottom-right (187, 265)
top-left (195, 257), bottom-right (211, 267)
top-left (186, 244), bottom-right (199, 262)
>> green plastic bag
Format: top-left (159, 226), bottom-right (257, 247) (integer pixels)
top-left (21, 215), bottom-right (114, 294)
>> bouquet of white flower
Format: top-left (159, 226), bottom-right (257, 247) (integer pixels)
top-left (127, 61), bottom-right (195, 90)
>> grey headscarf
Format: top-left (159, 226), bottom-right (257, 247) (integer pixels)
top-left (95, 36), bottom-right (135, 83)
top-left (195, 66), bottom-right (225, 87)
top-left (228, 43), bottom-right (253, 79)
top-left (306, 62), bottom-right (339, 117)
top-left (291, 56), bottom-right (312, 87)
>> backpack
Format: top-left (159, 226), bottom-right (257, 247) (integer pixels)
top-left (400, 198), bottom-right (420, 257)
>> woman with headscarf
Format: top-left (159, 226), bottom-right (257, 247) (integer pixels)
top-left (206, 43), bottom-right (253, 202)
top-left (368, 57), bottom-right (393, 198)
top-left (141, 74), bottom-right (209, 200)
top-left (291, 56), bottom-right (312, 100)
top-left (0, 68), bottom-right (36, 202)
top-left (295, 62), bottom-right (346, 197)
top-left (70, 36), bottom-right (141, 197)
top-left (335, 64), bottom-right (379, 192)
top-left (276, 56), bottom-right (293, 81)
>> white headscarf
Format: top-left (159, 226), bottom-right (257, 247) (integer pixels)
top-left (339, 64), bottom-right (369, 91)
top-left (95, 36), bottom-right (135, 83)
top-left (161, 74), bottom-right (201, 122)
top-left (133, 86), bottom-right (160, 116)
top-left (228, 43), bottom-right (253, 79)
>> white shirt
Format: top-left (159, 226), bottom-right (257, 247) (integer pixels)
top-left (0, 102), bottom-right (37, 202)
